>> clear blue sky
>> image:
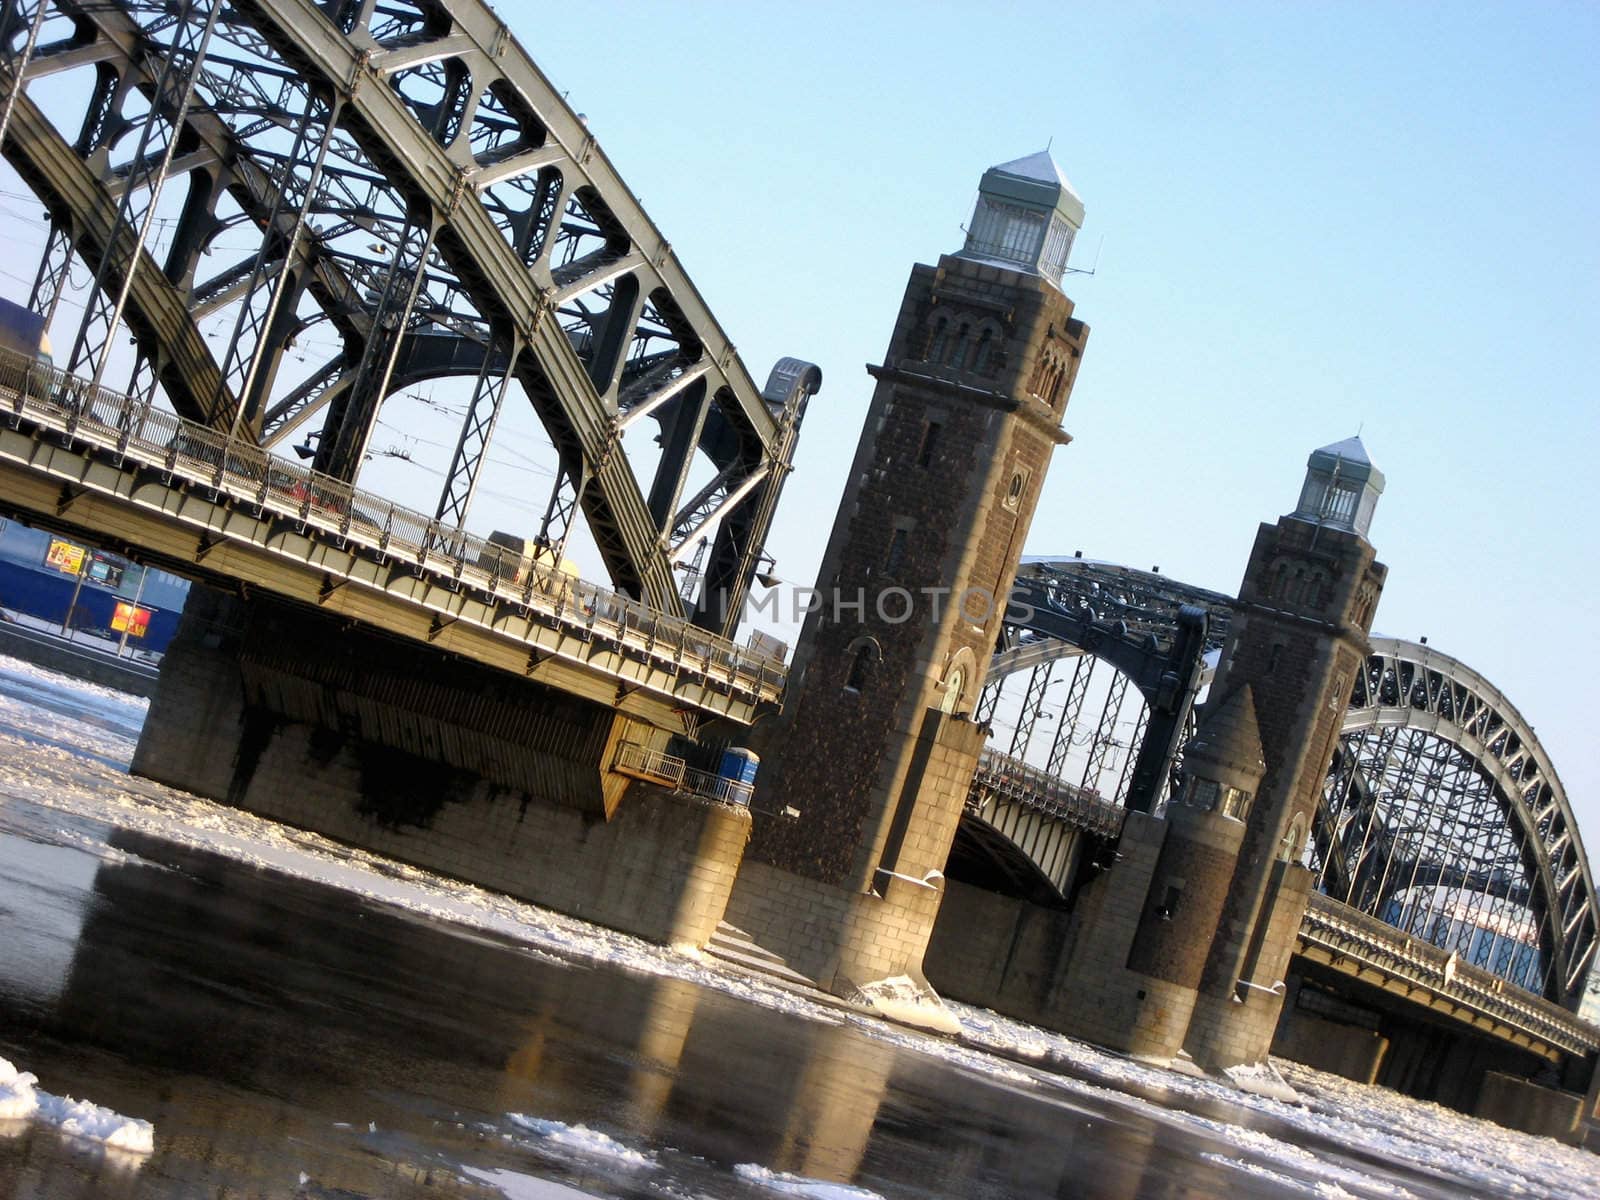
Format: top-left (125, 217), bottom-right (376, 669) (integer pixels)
top-left (514, 2), bottom-right (1599, 830)
top-left (0, 5), bottom-right (1594, 839)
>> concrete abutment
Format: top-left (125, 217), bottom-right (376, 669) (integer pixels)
top-left (133, 584), bottom-right (749, 950)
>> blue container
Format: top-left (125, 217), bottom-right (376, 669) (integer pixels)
top-left (717, 748), bottom-right (760, 806)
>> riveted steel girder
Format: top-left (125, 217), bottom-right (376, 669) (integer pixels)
top-left (222, 0), bottom-right (787, 614)
top-left (0, 89), bottom-right (231, 422)
top-left (1337, 637), bottom-right (1599, 1008)
top-left (2, 0), bottom-right (807, 627)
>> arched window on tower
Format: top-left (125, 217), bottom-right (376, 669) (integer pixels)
top-left (950, 322), bottom-right (972, 368)
top-left (927, 317), bottom-right (949, 364)
top-left (1269, 559), bottom-right (1291, 601)
top-left (1048, 357), bottom-right (1069, 405)
top-left (844, 637), bottom-right (882, 693)
top-left (940, 665), bottom-right (966, 714)
top-left (1280, 813), bottom-right (1307, 862)
top-left (973, 328), bottom-right (994, 374)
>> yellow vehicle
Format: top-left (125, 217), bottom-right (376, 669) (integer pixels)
top-left (477, 531), bottom-right (579, 587)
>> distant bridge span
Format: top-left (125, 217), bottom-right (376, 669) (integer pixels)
top-left (958, 559), bottom-right (1599, 1017)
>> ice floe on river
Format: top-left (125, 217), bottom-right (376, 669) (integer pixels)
top-left (734, 1163), bottom-right (886, 1199)
top-left (0, 1055), bottom-right (154, 1154)
top-left (505, 1114), bottom-right (655, 1169)
top-left (4, 652), bottom-right (1600, 1199)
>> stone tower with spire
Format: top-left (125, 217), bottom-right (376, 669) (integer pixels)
top-left (1041, 438), bottom-right (1385, 1064)
top-left (1182, 437), bottom-right (1389, 1068)
top-left (725, 152), bottom-right (1091, 1005)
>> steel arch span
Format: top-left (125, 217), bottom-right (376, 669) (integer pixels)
top-left (1317, 637), bottom-right (1598, 1009)
top-left (966, 562), bottom-right (1597, 1011)
top-left (0, 0), bottom-right (812, 636)
top-left (975, 560), bottom-right (1234, 816)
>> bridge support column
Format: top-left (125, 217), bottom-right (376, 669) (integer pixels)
top-left (1270, 976), bottom-right (1389, 1083)
top-left (732, 156), bottom-right (1090, 1015)
top-left (1180, 439), bottom-right (1387, 1071)
top-left (132, 584), bottom-right (749, 949)
top-left (1184, 858), bottom-right (1314, 1069)
top-left (730, 711), bottom-right (987, 1005)
top-left (1475, 1073), bottom-right (1586, 1144)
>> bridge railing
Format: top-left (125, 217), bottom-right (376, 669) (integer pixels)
top-left (1301, 892), bottom-right (1600, 1056)
top-left (612, 741), bottom-right (754, 807)
top-left (0, 347), bottom-right (785, 710)
top-left (970, 747), bottom-right (1124, 838)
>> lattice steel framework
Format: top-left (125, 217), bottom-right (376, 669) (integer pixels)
top-left (1315, 638), bottom-right (1598, 1008)
top-left (974, 562), bottom-right (1599, 1010)
top-left (0, 0), bottom-right (812, 635)
top-left (983, 559), bottom-right (1231, 814)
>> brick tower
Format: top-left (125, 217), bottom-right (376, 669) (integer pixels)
top-left (1182, 437), bottom-right (1388, 1067)
top-left (726, 152), bottom-right (1090, 1003)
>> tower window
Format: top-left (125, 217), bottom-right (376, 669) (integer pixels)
top-left (917, 421), bottom-right (942, 467)
top-left (1002, 468), bottom-right (1029, 512)
top-left (1280, 813), bottom-right (1307, 861)
top-left (1221, 786), bottom-right (1250, 819)
top-left (1321, 482), bottom-right (1359, 525)
top-left (885, 528), bottom-right (909, 575)
top-left (950, 323), bottom-right (972, 369)
top-left (844, 637), bottom-right (881, 692)
top-left (974, 328), bottom-right (994, 375)
top-left (968, 198), bottom-right (1047, 265)
top-left (927, 317), bottom-right (949, 363)
top-left (1156, 885), bottom-right (1182, 921)
top-left (1186, 778), bottom-right (1220, 810)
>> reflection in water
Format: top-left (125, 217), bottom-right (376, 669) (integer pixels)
top-left (0, 830), bottom-right (98, 1010)
top-left (0, 817), bottom-right (1366, 1199)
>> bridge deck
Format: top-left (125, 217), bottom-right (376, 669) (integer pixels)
top-left (1297, 894), bottom-right (1600, 1059)
top-left (0, 349), bottom-right (785, 727)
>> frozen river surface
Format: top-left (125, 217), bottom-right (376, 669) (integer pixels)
top-left (1, 654), bottom-right (1597, 1199)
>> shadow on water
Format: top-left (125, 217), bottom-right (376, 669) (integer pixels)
top-left (0, 822), bottom-right (1342, 1199)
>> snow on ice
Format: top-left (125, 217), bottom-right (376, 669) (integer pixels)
top-left (505, 1114), bottom-right (655, 1169)
top-left (0, 1055), bottom-right (154, 1154)
top-left (5, 652), bottom-right (1600, 1198)
top-left (733, 1163), bottom-right (886, 1199)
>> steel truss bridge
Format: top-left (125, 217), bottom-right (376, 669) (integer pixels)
top-left (958, 559), bottom-right (1600, 1052)
top-left (0, 0), bottom-right (820, 723)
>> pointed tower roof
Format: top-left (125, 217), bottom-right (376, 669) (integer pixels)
top-left (1307, 435), bottom-right (1382, 486)
top-left (959, 151), bottom-right (1085, 284)
top-left (978, 150), bottom-right (1086, 229)
top-left (989, 150), bottom-right (1080, 193)
top-left (1186, 684), bottom-right (1266, 789)
top-left (1294, 435), bottom-right (1386, 536)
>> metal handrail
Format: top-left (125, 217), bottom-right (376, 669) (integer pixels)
top-left (1301, 892), bottom-right (1600, 1055)
top-left (0, 345), bottom-right (785, 707)
top-left (612, 741), bottom-right (752, 807)
top-left (613, 741), bottom-right (686, 787)
top-left (971, 746), bottom-right (1124, 837)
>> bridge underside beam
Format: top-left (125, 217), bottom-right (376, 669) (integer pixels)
top-left (1292, 940), bottom-right (1563, 1063)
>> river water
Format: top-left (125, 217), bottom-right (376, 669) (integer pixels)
top-left (0, 656), bottom-right (1596, 1199)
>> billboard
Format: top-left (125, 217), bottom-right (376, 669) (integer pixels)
top-left (44, 538), bottom-right (84, 576)
top-left (111, 602), bottom-right (150, 639)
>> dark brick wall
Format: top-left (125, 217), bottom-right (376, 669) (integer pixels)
top-left (1127, 829), bottom-right (1238, 984)
top-left (1198, 512), bottom-right (1386, 1002)
top-left (750, 254), bottom-right (1087, 888)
